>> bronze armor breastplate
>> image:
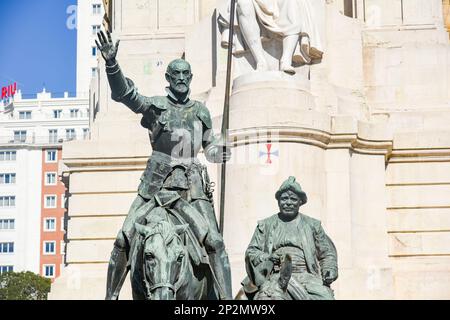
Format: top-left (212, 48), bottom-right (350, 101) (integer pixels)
top-left (150, 102), bottom-right (203, 159)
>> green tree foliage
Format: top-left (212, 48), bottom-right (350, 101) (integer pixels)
top-left (0, 271), bottom-right (51, 300)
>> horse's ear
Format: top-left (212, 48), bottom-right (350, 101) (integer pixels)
top-left (135, 223), bottom-right (149, 237)
top-left (278, 254), bottom-right (292, 292)
top-left (175, 224), bottom-right (189, 235)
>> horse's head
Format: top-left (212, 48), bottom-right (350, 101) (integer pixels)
top-left (135, 220), bottom-right (188, 300)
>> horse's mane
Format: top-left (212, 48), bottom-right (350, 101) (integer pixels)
top-left (144, 212), bottom-right (177, 244)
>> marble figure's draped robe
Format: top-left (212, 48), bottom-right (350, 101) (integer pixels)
top-left (218, 0), bottom-right (323, 63)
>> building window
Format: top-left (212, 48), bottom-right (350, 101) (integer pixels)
top-left (45, 172), bottom-right (57, 186)
top-left (53, 110), bottom-right (62, 119)
top-left (0, 173), bottom-right (16, 184)
top-left (13, 131), bottom-right (27, 143)
top-left (60, 241), bottom-right (65, 255)
top-left (0, 219), bottom-right (15, 230)
top-left (91, 67), bottom-right (98, 77)
top-left (46, 150), bottom-right (57, 163)
top-left (0, 242), bottom-right (14, 253)
top-left (66, 129), bottom-right (76, 141)
top-left (19, 111), bottom-right (32, 120)
top-left (92, 46), bottom-right (97, 56)
top-left (70, 109), bottom-right (79, 118)
top-left (49, 129), bottom-right (58, 143)
top-left (0, 266), bottom-right (13, 274)
top-left (45, 195), bottom-right (57, 208)
top-left (92, 25), bottom-right (101, 35)
top-left (83, 128), bottom-right (89, 140)
top-left (0, 196), bottom-right (16, 208)
top-left (44, 241), bottom-right (56, 255)
top-left (44, 265), bottom-right (55, 278)
top-left (44, 218), bottom-right (56, 232)
top-left (93, 3), bottom-right (102, 15)
top-left (0, 151), bottom-right (16, 161)
top-left (61, 195), bottom-right (66, 210)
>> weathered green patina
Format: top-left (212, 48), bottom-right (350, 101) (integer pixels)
top-left (96, 31), bottom-right (232, 300)
top-left (241, 177), bottom-right (338, 300)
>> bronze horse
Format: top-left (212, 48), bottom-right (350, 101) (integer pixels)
top-left (130, 214), bottom-right (219, 300)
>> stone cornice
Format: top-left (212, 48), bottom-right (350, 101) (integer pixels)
top-left (388, 148), bottom-right (450, 163)
top-left (62, 142), bottom-right (450, 171)
top-left (62, 156), bottom-right (149, 173)
top-left (61, 126), bottom-right (395, 173)
top-left (228, 126), bottom-right (393, 157)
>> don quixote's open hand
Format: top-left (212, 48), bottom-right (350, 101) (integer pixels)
top-left (95, 30), bottom-right (120, 65)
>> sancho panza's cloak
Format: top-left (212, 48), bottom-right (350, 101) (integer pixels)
top-left (245, 213), bottom-right (338, 299)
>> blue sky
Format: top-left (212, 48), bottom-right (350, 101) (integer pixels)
top-left (0, 0), bottom-right (77, 98)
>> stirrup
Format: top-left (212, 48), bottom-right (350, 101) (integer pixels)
top-left (299, 33), bottom-right (312, 65)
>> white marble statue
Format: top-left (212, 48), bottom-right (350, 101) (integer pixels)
top-left (218, 0), bottom-right (323, 75)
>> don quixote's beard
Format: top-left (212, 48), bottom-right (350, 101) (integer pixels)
top-left (174, 83), bottom-right (189, 94)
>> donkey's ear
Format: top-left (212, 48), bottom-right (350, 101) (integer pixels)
top-left (175, 224), bottom-right (189, 235)
top-left (135, 223), bottom-right (149, 237)
top-left (278, 254), bottom-right (292, 292)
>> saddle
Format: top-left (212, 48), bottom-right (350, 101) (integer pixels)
top-left (150, 189), bottom-right (210, 266)
top-left (126, 197), bottom-right (209, 271)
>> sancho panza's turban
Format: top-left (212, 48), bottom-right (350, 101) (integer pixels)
top-left (275, 176), bottom-right (307, 205)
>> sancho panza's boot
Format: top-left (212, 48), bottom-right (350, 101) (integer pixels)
top-left (105, 243), bottom-right (128, 300)
top-left (208, 249), bottom-right (233, 300)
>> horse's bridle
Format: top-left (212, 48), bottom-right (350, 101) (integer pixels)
top-left (147, 282), bottom-right (176, 294)
top-left (142, 229), bottom-right (184, 299)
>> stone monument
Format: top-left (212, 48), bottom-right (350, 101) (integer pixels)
top-left (49, 0), bottom-right (450, 300)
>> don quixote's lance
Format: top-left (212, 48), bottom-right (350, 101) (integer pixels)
top-left (219, 0), bottom-right (237, 235)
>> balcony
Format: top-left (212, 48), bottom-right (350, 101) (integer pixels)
top-left (0, 134), bottom-right (90, 146)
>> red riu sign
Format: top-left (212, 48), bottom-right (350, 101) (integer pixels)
top-left (1, 83), bottom-right (17, 99)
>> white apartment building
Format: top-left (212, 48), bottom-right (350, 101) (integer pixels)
top-left (0, 147), bottom-right (41, 275)
top-left (76, 0), bottom-right (105, 95)
top-left (0, 89), bottom-right (89, 277)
